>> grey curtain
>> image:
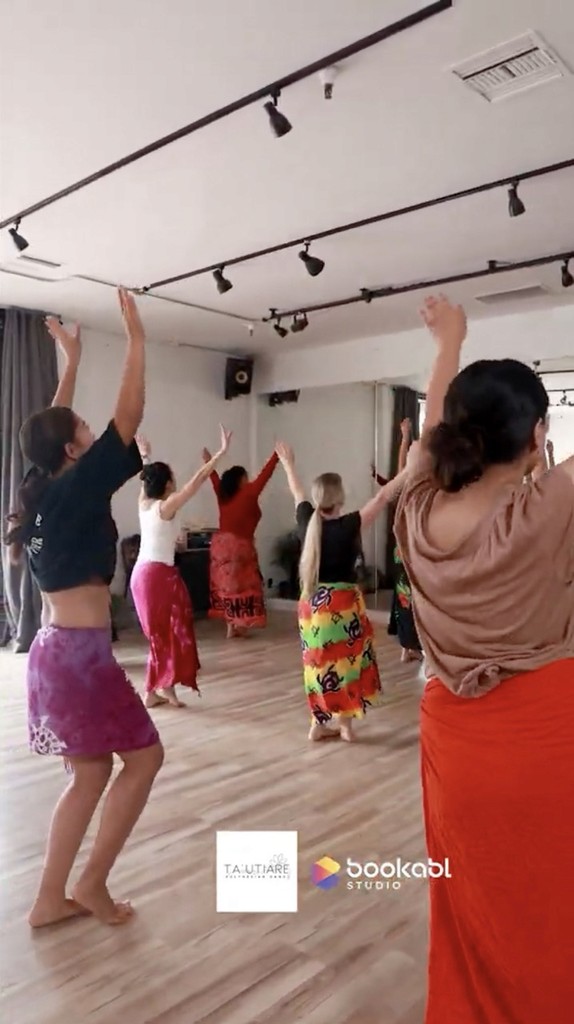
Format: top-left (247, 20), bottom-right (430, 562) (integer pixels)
top-left (0, 308), bottom-right (57, 651)
top-left (384, 386), bottom-right (420, 584)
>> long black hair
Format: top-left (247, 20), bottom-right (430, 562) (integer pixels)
top-left (4, 406), bottom-right (78, 554)
top-left (219, 465), bottom-right (248, 503)
top-left (427, 359), bottom-right (549, 493)
top-left (140, 461), bottom-right (174, 499)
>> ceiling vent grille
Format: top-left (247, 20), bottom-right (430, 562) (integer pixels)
top-left (0, 255), bottom-right (69, 282)
top-left (475, 284), bottom-right (550, 306)
top-left (451, 32), bottom-right (570, 102)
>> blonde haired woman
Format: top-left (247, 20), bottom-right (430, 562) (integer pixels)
top-left (276, 444), bottom-right (405, 742)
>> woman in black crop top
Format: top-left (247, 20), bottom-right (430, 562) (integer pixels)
top-left (276, 443), bottom-right (406, 743)
top-left (5, 290), bottom-right (163, 929)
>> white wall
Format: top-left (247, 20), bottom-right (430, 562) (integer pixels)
top-left (253, 383), bottom-right (396, 587)
top-left (255, 305), bottom-right (574, 395)
top-left (72, 329), bottom-right (253, 590)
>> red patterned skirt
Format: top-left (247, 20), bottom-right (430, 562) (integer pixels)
top-left (209, 531), bottom-right (266, 629)
top-left (131, 561), bottom-right (200, 694)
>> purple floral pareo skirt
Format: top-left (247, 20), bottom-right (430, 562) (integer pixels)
top-left (27, 626), bottom-right (159, 758)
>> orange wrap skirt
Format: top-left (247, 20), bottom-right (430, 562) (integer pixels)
top-left (421, 659), bottom-right (574, 1023)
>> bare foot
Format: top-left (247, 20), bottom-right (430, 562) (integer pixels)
top-left (308, 723), bottom-right (340, 742)
top-left (145, 692), bottom-right (169, 708)
top-left (28, 896), bottom-right (90, 929)
top-left (401, 648), bottom-right (423, 663)
top-left (340, 721), bottom-right (356, 743)
top-left (72, 880), bottom-right (134, 926)
top-left (158, 687), bottom-right (186, 708)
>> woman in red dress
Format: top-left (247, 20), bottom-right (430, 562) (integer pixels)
top-left (203, 449), bottom-right (278, 637)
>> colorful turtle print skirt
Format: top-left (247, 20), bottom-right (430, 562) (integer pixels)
top-left (298, 583), bottom-right (381, 722)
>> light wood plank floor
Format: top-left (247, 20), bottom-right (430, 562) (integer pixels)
top-left (0, 612), bottom-right (427, 1024)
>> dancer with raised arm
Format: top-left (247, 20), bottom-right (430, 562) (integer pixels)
top-left (204, 447), bottom-right (279, 637)
top-left (131, 427), bottom-right (232, 707)
top-left (374, 419), bottom-right (422, 662)
top-left (276, 443), bottom-right (406, 742)
top-left (395, 295), bottom-right (574, 1021)
top-left (5, 290), bottom-right (163, 928)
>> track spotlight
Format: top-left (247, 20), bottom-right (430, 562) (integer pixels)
top-left (290, 312), bottom-right (309, 333)
top-left (273, 320), bottom-right (288, 338)
top-left (9, 219), bottom-right (29, 253)
top-left (213, 267), bottom-right (233, 294)
top-left (298, 242), bottom-right (325, 277)
top-left (508, 182), bottom-right (525, 218)
top-left (561, 260), bottom-right (574, 288)
top-left (264, 92), bottom-right (292, 138)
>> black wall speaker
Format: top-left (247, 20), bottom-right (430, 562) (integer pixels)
top-left (268, 390), bottom-right (300, 407)
top-left (225, 357), bottom-right (253, 400)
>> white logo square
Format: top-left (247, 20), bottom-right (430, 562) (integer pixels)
top-left (216, 830), bottom-right (298, 913)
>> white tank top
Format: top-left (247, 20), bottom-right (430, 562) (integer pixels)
top-left (137, 501), bottom-right (179, 567)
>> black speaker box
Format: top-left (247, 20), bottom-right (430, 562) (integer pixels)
top-left (225, 357), bottom-right (253, 400)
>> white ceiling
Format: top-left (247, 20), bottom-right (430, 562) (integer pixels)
top-left (2, 0), bottom-right (574, 360)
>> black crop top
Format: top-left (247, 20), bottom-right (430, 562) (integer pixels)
top-left (296, 501), bottom-right (361, 584)
top-left (26, 421), bottom-right (142, 593)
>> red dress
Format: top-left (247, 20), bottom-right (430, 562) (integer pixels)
top-left (209, 454), bottom-right (278, 629)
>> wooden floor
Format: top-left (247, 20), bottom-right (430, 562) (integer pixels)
top-left (0, 612), bottom-right (427, 1024)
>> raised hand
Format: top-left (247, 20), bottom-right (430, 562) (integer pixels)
top-left (201, 448), bottom-right (212, 463)
top-left (136, 434), bottom-right (151, 460)
top-left (45, 317), bottom-right (81, 364)
top-left (276, 441), bottom-right (294, 465)
top-left (400, 418), bottom-right (412, 440)
top-left (421, 295), bottom-right (466, 349)
top-left (219, 426), bottom-right (232, 453)
top-left (119, 288), bottom-right (145, 346)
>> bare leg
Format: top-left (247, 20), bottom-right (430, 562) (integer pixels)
top-left (308, 721), bottom-right (340, 742)
top-left (340, 718), bottom-right (356, 743)
top-left (29, 755), bottom-right (113, 928)
top-left (72, 742), bottom-right (163, 924)
top-left (157, 686), bottom-right (185, 708)
top-left (144, 691), bottom-right (169, 708)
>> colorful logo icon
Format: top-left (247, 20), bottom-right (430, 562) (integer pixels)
top-left (311, 856), bottom-right (340, 890)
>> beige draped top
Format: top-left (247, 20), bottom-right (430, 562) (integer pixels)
top-left (394, 462), bottom-right (574, 697)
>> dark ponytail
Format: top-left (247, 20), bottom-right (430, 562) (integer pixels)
top-left (3, 405), bottom-right (78, 555)
top-left (427, 358), bottom-right (549, 494)
top-left (140, 461), bottom-right (173, 499)
top-left (5, 466), bottom-right (50, 556)
top-left (427, 422), bottom-right (485, 492)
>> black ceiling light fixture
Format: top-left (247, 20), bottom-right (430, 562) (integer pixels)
top-left (213, 267), bottom-right (233, 294)
top-left (290, 312), bottom-right (309, 333)
top-left (298, 241), bottom-right (325, 277)
top-left (508, 181), bottom-right (526, 218)
top-left (264, 91), bottom-right (292, 138)
top-left (269, 309), bottom-right (288, 338)
top-left (561, 259), bottom-right (574, 288)
top-left (8, 219), bottom-right (29, 253)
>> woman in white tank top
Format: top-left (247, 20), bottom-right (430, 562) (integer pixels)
top-left (131, 426), bottom-right (231, 707)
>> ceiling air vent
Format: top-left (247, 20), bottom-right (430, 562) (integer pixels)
top-left (451, 32), bottom-right (571, 102)
top-left (0, 255), bottom-right (69, 282)
top-left (475, 285), bottom-right (550, 306)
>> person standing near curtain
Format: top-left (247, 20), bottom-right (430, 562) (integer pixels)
top-left (395, 295), bottom-right (574, 1021)
top-left (5, 289), bottom-right (163, 929)
top-left (131, 427), bottom-right (231, 707)
top-left (203, 448), bottom-right (279, 638)
top-left (374, 419), bottom-right (422, 662)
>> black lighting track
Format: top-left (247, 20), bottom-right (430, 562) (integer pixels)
top-left (263, 249), bottom-right (574, 321)
top-left (145, 156), bottom-right (574, 290)
top-left (0, 1), bottom-right (452, 233)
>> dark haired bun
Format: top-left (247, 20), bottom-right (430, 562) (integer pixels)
top-left (427, 422), bottom-right (484, 493)
top-left (139, 461), bottom-right (173, 499)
